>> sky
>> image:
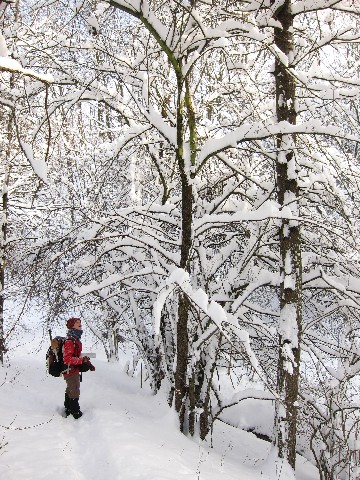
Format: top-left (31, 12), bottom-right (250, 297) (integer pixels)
top-left (0, 320), bottom-right (320, 480)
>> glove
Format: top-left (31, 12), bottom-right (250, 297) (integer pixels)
top-left (89, 362), bottom-right (96, 371)
top-left (82, 356), bottom-right (90, 363)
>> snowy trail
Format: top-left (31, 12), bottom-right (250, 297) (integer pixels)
top-left (0, 353), bottom-right (319, 480)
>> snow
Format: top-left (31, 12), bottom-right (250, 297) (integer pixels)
top-left (0, 325), bottom-right (320, 480)
top-left (291, 0), bottom-right (346, 15)
top-left (19, 141), bottom-right (48, 183)
top-left (0, 56), bottom-right (53, 83)
top-left (153, 285), bottom-right (175, 334)
top-left (279, 303), bottom-right (298, 347)
top-left (95, 2), bottom-right (110, 17)
top-left (0, 31), bottom-right (9, 57)
top-left (140, 107), bottom-right (173, 146)
top-left (196, 120), bottom-right (346, 166)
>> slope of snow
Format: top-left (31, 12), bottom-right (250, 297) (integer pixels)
top-left (0, 330), bottom-right (319, 480)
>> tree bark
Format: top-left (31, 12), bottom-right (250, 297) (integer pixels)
top-left (0, 111), bottom-right (12, 364)
top-left (174, 75), bottom-right (193, 432)
top-left (273, 0), bottom-right (302, 469)
top-left (0, 180), bottom-right (7, 364)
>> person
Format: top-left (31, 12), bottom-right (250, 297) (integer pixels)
top-left (63, 317), bottom-right (94, 419)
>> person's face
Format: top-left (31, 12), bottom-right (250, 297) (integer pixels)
top-left (73, 319), bottom-right (82, 330)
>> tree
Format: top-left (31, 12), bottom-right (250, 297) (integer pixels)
top-left (0, 0), bottom-right (52, 362)
top-left (272, 0), bottom-right (302, 467)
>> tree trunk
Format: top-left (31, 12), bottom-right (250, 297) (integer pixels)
top-left (273, 0), bottom-right (302, 469)
top-left (0, 111), bottom-right (12, 364)
top-left (0, 174), bottom-right (8, 364)
top-left (174, 76), bottom-right (193, 432)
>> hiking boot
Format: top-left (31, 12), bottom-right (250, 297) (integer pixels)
top-left (64, 393), bottom-right (71, 417)
top-left (69, 398), bottom-right (83, 419)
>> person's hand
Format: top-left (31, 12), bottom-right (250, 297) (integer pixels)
top-left (82, 356), bottom-right (90, 363)
top-left (89, 362), bottom-right (96, 371)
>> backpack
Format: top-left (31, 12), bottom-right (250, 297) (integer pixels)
top-left (46, 336), bottom-right (67, 377)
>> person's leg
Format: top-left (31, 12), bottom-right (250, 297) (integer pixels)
top-left (64, 377), bottom-right (72, 416)
top-left (64, 392), bottom-right (71, 416)
top-left (64, 374), bottom-right (82, 419)
top-left (69, 397), bottom-right (82, 419)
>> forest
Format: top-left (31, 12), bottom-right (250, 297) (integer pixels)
top-left (0, 1), bottom-right (359, 479)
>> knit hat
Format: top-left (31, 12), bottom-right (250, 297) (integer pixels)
top-left (66, 317), bottom-right (80, 329)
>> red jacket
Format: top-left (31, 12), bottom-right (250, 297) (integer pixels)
top-left (63, 337), bottom-right (83, 377)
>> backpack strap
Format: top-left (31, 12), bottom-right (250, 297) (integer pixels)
top-left (66, 336), bottom-right (80, 356)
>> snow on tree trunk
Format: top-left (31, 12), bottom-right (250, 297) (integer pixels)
top-left (107, 322), bottom-right (119, 363)
top-left (273, 0), bottom-right (302, 469)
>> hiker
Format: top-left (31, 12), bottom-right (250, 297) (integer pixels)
top-left (63, 317), bottom-right (94, 419)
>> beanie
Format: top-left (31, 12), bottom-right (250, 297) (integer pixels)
top-left (66, 317), bottom-right (80, 329)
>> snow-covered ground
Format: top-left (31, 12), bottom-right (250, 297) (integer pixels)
top-left (0, 325), bottom-right (319, 480)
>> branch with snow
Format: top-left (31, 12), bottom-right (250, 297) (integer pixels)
top-left (0, 31), bottom-right (53, 84)
top-left (196, 119), bottom-right (356, 168)
top-left (18, 141), bottom-right (48, 183)
top-left (153, 268), bottom-right (261, 373)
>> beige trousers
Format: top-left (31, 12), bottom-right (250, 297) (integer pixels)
top-left (64, 373), bottom-right (80, 399)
